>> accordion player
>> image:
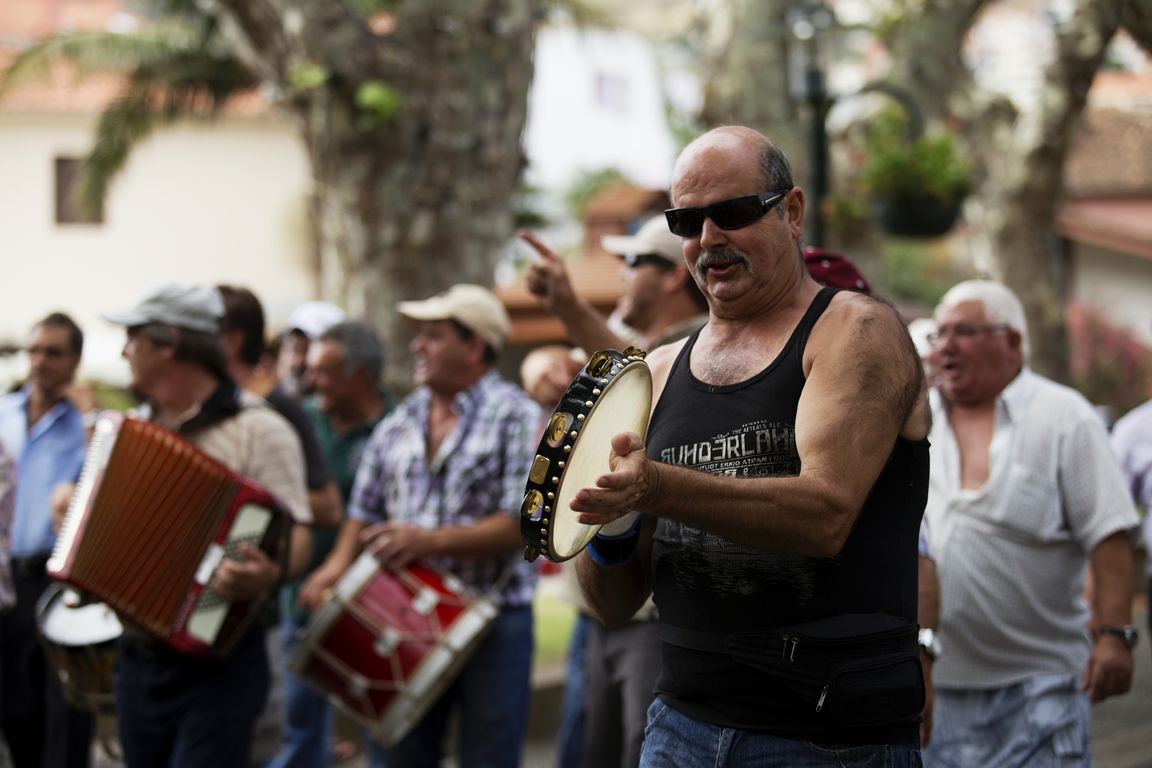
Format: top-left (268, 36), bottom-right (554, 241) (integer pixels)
top-left (50, 406), bottom-right (310, 657)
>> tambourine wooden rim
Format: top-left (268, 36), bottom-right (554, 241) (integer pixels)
top-left (520, 347), bottom-right (651, 563)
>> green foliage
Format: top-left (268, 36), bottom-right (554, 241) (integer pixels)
top-left (874, 239), bottom-right (972, 308)
top-left (348, 0), bottom-right (401, 13)
top-left (355, 80), bottom-right (400, 126)
top-left (512, 182), bottom-right (552, 231)
top-left (862, 109), bottom-right (969, 207)
top-left (533, 585), bottom-right (576, 666)
top-left (288, 63), bottom-right (329, 93)
top-left (563, 167), bottom-right (628, 218)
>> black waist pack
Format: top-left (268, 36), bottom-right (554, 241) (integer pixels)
top-left (661, 613), bottom-right (925, 729)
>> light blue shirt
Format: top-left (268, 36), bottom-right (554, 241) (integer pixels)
top-left (0, 387), bottom-right (86, 557)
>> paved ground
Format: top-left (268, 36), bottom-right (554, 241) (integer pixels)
top-left (17, 604), bottom-right (1150, 768)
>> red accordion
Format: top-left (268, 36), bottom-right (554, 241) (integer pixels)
top-left (48, 414), bottom-right (290, 657)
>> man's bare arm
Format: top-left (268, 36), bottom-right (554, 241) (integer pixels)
top-left (520, 230), bottom-right (632, 353)
top-left (576, 515), bottom-right (656, 627)
top-left (1083, 530), bottom-right (1135, 702)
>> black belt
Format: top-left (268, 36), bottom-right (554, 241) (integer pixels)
top-left (10, 554), bottom-right (51, 581)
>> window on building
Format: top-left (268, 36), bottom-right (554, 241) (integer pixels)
top-left (54, 157), bottom-right (104, 225)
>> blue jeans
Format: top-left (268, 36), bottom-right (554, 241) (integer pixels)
top-left (924, 674), bottom-right (1090, 768)
top-left (265, 613), bottom-right (333, 768)
top-left (367, 605), bottom-right (534, 768)
top-left (640, 699), bottom-right (923, 768)
top-left (116, 629), bottom-right (270, 768)
top-left (556, 612), bottom-right (589, 768)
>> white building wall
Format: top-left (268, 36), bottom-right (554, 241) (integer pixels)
top-left (0, 112), bottom-right (314, 384)
top-left (1068, 244), bottom-right (1152, 347)
top-left (524, 25), bottom-right (682, 192)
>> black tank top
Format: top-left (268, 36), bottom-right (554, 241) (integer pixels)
top-left (647, 287), bottom-right (928, 742)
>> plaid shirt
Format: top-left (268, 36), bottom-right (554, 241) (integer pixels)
top-left (349, 371), bottom-right (542, 607)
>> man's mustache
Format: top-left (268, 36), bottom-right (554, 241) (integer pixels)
top-left (695, 247), bottom-right (751, 281)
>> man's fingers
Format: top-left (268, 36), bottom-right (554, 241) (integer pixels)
top-left (610, 431), bottom-right (644, 457)
top-left (517, 229), bottom-right (559, 261)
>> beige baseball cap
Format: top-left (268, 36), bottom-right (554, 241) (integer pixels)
top-left (397, 284), bottom-right (510, 352)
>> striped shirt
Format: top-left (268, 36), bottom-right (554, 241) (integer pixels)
top-left (925, 368), bottom-right (1138, 689)
top-left (349, 371), bottom-right (542, 607)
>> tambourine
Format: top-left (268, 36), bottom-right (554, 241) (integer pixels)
top-left (521, 347), bottom-right (651, 563)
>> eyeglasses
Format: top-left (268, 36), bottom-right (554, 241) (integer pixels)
top-left (926, 323), bottom-right (1009, 344)
top-left (664, 189), bottom-right (792, 237)
top-left (620, 253), bottom-right (673, 269)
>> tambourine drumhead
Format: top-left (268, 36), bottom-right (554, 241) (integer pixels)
top-left (38, 586), bottom-right (122, 646)
top-left (521, 348), bottom-right (652, 562)
top-left (551, 363), bottom-right (649, 557)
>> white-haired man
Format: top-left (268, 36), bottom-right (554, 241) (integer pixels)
top-left (923, 279), bottom-right (1138, 767)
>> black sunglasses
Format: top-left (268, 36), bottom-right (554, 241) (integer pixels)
top-left (619, 253), bottom-right (673, 269)
top-left (664, 189), bottom-right (792, 237)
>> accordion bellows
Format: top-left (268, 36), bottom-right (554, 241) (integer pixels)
top-left (49, 415), bottom-right (288, 656)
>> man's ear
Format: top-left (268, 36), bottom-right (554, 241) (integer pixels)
top-left (785, 187), bottom-right (806, 236)
top-left (219, 329), bottom-right (243, 357)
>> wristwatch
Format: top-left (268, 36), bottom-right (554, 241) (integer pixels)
top-left (1100, 625), bottom-right (1139, 649)
top-left (918, 628), bottom-right (942, 661)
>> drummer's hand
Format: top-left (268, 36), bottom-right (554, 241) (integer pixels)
top-left (297, 563), bottom-right (343, 611)
top-left (520, 230), bottom-right (577, 316)
top-left (213, 543), bottom-right (279, 602)
top-left (570, 432), bottom-right (656, 525)
top-left (361, 522), bottom-right (432, 570)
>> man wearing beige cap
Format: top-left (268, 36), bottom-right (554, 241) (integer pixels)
top-left (298, 283), bottom-right (542, 768)
top-left (521, 215), bottom-right (709, 354)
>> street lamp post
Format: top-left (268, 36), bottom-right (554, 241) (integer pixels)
top-left (788, 2), bottom-right (837, 248)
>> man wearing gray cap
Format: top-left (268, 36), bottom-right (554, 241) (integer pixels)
top-left (100, 283), bottom-right (313, 767)
top-left (521, 214), bottom-right (709, 354)
top-left (298, 283), bottom-right (542, 768)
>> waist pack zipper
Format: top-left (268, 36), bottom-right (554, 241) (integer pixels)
top-left (816, 685), bottom-right (828, 712)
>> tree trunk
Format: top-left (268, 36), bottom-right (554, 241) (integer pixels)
top-left (891, 0), bottom-right (1134, 382)
top-left (963, 0), bottom-right (1125, 382)
top-left (698, 1), bottom-right (807, 189)
top-left (209, 0), bottom-right (542, 391)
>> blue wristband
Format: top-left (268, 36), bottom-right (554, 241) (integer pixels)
top-left (586, 516), bottom-right (642, 566)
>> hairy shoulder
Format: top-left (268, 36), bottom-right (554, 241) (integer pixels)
top-left (806, 292), bottom-right (925, 429)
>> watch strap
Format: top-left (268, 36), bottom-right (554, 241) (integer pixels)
top-left (1100, 625), bottom-right (1139, 649)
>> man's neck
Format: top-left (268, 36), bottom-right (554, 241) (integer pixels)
top-left (151, 366), bottom-right (223, 431)
top-left (328, 391), bottom-right (388, 434)
top-left (24, 384), bottom-right (69, 429)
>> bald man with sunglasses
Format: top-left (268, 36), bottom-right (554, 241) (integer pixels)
top-left (568, 126), bottom-right (932, 767)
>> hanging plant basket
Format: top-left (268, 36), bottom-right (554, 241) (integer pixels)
top-left (861, 111), bottom-right (969, 240)
top-left (871, 194), bottom-right (962, 238)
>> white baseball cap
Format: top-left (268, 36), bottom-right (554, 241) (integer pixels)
top-left (600, 215), bottom-right (683, 265)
